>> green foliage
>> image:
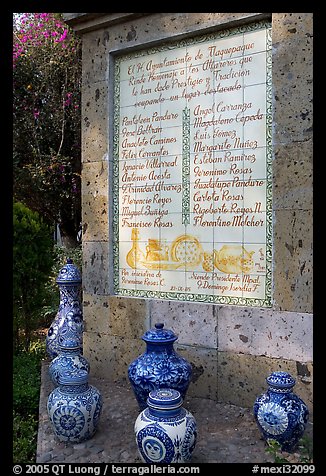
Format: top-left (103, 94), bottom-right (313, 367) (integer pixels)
top-left (13, 339), bottom-right (46, 463)
top-left (13, 13), bottom-right (82, 244)
top-left (13, 201), bottom-right (54, 350)
top-left (13, 411), bottom-right (38, 463)
top-left (265, 439), bottom-right (289, 463)
top-left (13, 342), bottom-right (45, 417)
top-left (296, 435), bottom-right (314, 463)
top-left (265, 437), bottom-right (313, 463)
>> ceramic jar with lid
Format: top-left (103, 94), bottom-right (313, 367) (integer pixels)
top-left (135, 388), bottom-right (197, 463)
top-left (47, 369), bottom-right (102, 443)
top-left (46, 258), bottom-right (84, 359)
top-left (253, 371), bottom-right (309, 452)
top-left (49, 337), bottom-right (90, 386)
top-left (128, 323), bottom-right (192, 411)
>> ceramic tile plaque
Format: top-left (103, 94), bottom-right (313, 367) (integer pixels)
top-left (113, 21), bottom-right (272, 306)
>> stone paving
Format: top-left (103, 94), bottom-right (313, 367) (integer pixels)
top-left (36, 360), bottom-right (313, 465)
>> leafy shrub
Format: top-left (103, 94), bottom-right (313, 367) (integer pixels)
top-left (13, 339), bottom-right (46, 463)
top-left (13, 201), bottom-right (54, 351)
top-left (13, 341), bottom-right (45, 417)
top-left (13, 411), bottom-right (38, 463)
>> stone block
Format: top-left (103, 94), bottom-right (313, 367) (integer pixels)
top-left (83, 293), bottom-right (111, 335)
top-left (82, 30), bottom-right (110, 85)
top-left (272, 14), bottom-right (313, 144)
top-left (175, 344), bottom-right (218, 401)
top-left (217, 351), bottom-right (313, 416)
top-left (273, 209), bottom-right (313, 313)
top-left (217, 306), bottom-right (313, 361)
top-left (82, 194), bottom-right (108, 242)
top-left (107, 296), bottom-right (149, 339)
top-left (81, 81), bottom-right (108, 163)
top-left (273, 140), bottom-right (313, 211)
top-left (83, 241), bottom-right (110, 295)
top-left (83, 332), bottom-right (144, 384)
top-left (150, 300), bottom-right (217, 348)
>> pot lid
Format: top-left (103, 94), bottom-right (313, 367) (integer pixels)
top-left (266, 371), bottom-right (296, 389)
top-left (58, 369), bottom-right (88, 386)
top-left (142, 323), bottom-right (178, 344)
top-left (56, 258), bottom-right (82, 284)
top-left (147, 388), bottom-right (183, 410)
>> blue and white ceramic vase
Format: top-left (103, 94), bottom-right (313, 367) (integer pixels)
top-left (253, 371), bottom-right (309, 452)
top-left (47, 369), bottom-right (102, 443)
top-left (46, 258), bottom-right (84, 359)
top-left (128, 323), bottom-right (192, 411)
top-left (135, 388), bottom-right (197, 463)
top-left (49, 337), bottom-right (90, 386)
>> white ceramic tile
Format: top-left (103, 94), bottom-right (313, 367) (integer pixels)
top-left (119, 79), bottom-right (138, 108)
top-left (159, 219), bottom-right (187, 242)
top-left (119, 267), bottom-right (136, 291)
top-left (241, 243), bottom-right (267, 275)
top-left (213, 87), bottom-right (247, 121)
top-left (243, 52), bottom-right (267, 86)
top-left (244, 83), bottom-right (267, 114)
top-left (243, 212), bottom-right (266, 244)
top-left (187, 39), bottom-right (218, 66)
top-left (159, 269), bottom-right (186, 293)
top-left (240, 274), bottom-right (266, 300)
top-left (246, 147), bottom-right (266, 179)
top-left (187, 218), bottom-right (215, 244)
top-left (243, 180), bottom-right (267, 212)
top-left (243, 115), bottom-right (266, 148)
top-left (186, 270), bottom-right (212, 295)
top-left (242, 28), bottom-right (267, 55)
top-left (160, 46), bottom-right (189, 73)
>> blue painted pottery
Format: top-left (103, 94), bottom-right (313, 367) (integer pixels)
top-left (49, 337), bottom-right (90, 386)
top-left (253, 371), bottom-right (309, 452)
top-left (135, 388), bottom-right (197, 463)
top-left (128, 323), bottom-right (192, 411)
top-left (47, 369), bottom-right (102, 443)
top-left (46, 258), bottom-right (84, 359)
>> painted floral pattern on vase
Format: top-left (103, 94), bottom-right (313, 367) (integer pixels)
top-left (128, 323), bottom-right (192, 411)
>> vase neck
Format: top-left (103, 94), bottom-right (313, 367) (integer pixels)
top-left (59, 382), bottom-right (89, 394)
top-left (148, 407), bottom-right (182, 418)
top-left (61, 348), bottom-right (81, 355)
top-left (146, 342), bottom-right (174, 353)
top-left (59, 284), bottom-right (81, 303)
top-left (268, 386), bottom-right (293, 394)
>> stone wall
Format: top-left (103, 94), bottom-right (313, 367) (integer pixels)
top-left (63, 13), bottom-right (313, 414)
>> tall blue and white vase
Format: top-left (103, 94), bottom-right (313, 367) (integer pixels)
top-left (49, 336), bottom-right (90, 386)
top-left (135, 388), bottom-right (197, 463)
top-left (128, 323), bottom-right (192, 411)
top-left (47, 369), bottom-right (102, 443)
top-left (46, 258), bottom-right (84, 359)
top-left (253, 371), bottom-right (309, 452)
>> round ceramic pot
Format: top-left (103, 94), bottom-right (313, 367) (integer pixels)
top-left (49, 337), bottom-right (90, 386)
top-left (135, 388), bottom-right (197, 463)
top-left (47, 369), bottom-right (102, 443)
top-left (128, 323), bottom-right (192, 411)
top-left (46, 259), bottom-right (84, 359)
top-left (253, 371), bottom-right (309, 452)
